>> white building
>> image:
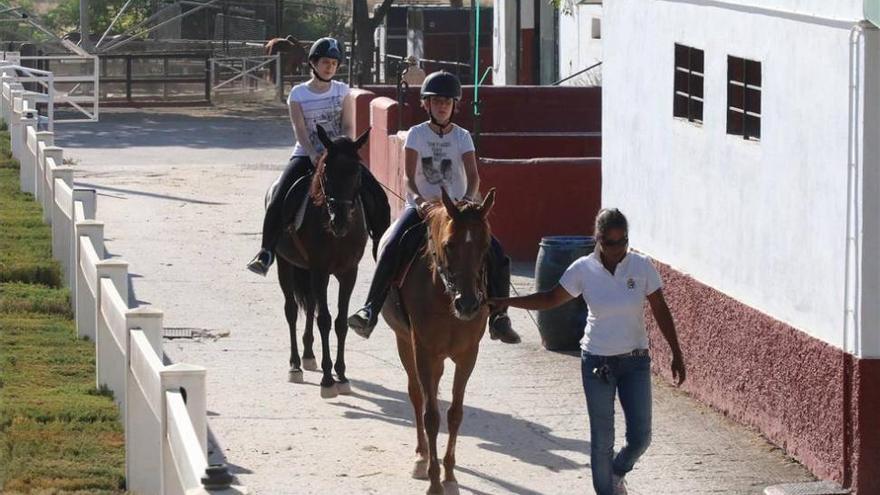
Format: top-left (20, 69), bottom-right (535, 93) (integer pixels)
top-left (601, 1), bottom-right (879, 493)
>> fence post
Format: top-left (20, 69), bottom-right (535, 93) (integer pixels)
top-left (18, 118), bottom-right (36, 193)
top-left (50, 167), bottom-right (74, 287)
top-left (94, 259), bottom-right (129, 389)
top-left (9, 92), bottom-right (23, 159)
top-left (41, 146), bottom-right (63, 222)
top-left (75, 221), bottom-right (104, 340)
top-left (127, 307), bottom-right (163, 361)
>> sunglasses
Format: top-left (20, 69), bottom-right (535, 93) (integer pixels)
top-left (599, 236), bottom-right (628, 247)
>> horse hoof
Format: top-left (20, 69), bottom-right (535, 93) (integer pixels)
top-left (320, 384), bottom-right (338, 399)
top-left (442, 480), bottom-right (460, 495)
top-left (426, 483), bottom-right (444, 495)
top-left (288, 369), bottom-right (304, 383)
top-left (336, 381), bottom-right (352, 395)
top-left (303, 358), bottom-right (318, 371)
top-left (411, 459), bottom-right (429, 480)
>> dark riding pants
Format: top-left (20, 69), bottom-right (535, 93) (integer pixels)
top-left (260, 155), bottom-right (313, 251)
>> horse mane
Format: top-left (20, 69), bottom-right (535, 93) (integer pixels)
top-left (423, 200), bottom-right (487, 272)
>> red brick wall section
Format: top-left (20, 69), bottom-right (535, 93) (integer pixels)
top-left (646, 260), bottom-right (880, 493)
top-left (369, 97), bottom-right (398, 175)
top-left (362, 85), bottom-right (602, 134)
top-left (348, 88), bottom-right (377, 163)
top-left (479, 158), bottom-right (601, 260)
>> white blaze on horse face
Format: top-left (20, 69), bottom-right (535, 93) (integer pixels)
top-left (464, 229), bottom-right (473, 244)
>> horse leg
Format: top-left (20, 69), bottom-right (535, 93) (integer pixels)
top-left (444, 350), bottom-right (478, 484)
top-left (397, 334), bottom-right (429, 479)
top-left (312, 270), bottom-right (337, 398)
top-left (334, 267), bottom-right (357, 394)
top-left (277, 261), bottom-right (302, 383)
top-left (302, 300), bottom-right (317, 371)
top-left (415, 345), bottom-right (445, 494)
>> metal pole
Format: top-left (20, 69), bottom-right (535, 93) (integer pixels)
top-left (349, 0), bottom-right (356, 85)
top-left (80, 0), bottom-right (93, 51)
top-left (275, 53), bottom-right (282, 101)
top-left (125, 55), bottom-right (132, 101)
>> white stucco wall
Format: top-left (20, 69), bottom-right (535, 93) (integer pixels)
top-left (558, 3), bottom-right (602, 85)
top-left (602, 0), bottom-right (879, 355)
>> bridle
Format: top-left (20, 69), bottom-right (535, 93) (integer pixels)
top-left (317, 159), bottom-right (359, 213)
top-left (425, 225), bottom-right (488, 305)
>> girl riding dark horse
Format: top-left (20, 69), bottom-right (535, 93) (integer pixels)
top-left (274, 125), bottom-right (390, 398)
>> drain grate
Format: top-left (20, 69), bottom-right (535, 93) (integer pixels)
top-left (163, 327), bottom-right (195, 339)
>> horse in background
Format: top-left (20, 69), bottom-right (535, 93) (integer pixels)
top-left (263, 35), bottom-right (309, 83)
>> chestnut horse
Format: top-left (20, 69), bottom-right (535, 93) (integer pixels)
top-left (382, 189), bottom-right (497, 494)
top-left (274, 125), bottom-right (386, 398)
top-left (264, 35), bottom-right (308, 84)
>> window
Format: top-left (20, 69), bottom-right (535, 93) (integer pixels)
top-left (591, 18), bottom-right (601, 39)
top-left (727, 56), bottom-right (761, 140)
top-left (673, 44), bottom-right (704, 124)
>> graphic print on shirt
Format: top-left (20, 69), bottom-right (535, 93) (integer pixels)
top-left (302, 94), bottom-right (343, 153)
top-left (421, 139), bottom-right (455, 185)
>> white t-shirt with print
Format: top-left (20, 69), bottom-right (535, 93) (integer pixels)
top-left (288, 80), bottom-right (349, 157)
top-left (559, 251), bottom-right (663, 356)
top-left (403, 122), bottom-right (475, 207)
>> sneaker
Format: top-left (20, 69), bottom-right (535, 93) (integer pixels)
top-left (612, 474), bottom-right (628, 495)
top-left (348, 307), bottom-right (376, 339)
top-left (246, 249), bottom-right (274, 276)
top-left (489, 314), bottom-right (521, 344)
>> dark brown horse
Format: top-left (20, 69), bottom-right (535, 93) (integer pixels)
top-left (275, 125), bottom-right (375, 398)
top-left (264, 35), bottom-right (309, 81)
top-left (382, 188), bottom-right (497, 494)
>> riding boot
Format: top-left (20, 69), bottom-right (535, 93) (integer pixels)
top-left (487, 248), bottom-right (522, 344)
top-left (349, 222), bottom-right (426, 339)
top-left (246, 173), bottom-right (312, 276)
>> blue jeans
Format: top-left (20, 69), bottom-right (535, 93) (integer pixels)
top-left (581, 351), bottom-right (652, 495)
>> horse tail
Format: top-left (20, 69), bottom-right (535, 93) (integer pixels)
top-left (290, 266), bottom-right (314, 312)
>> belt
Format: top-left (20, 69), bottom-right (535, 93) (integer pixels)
top-left (586, 348), bottom-right (650, 358)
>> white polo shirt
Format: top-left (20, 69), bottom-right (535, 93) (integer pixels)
top-left (559, 251), bottom-right (663, 356)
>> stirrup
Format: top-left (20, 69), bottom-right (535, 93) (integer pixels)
top-left (348, 307), bottom-right (376, 339)
top-left (246, 250), bottom-right (273, 276)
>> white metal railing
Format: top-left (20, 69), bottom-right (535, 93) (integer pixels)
top-left (2, 71), bottom-right (248, 495)
top-left (210, 54), bottom-right (282, 100)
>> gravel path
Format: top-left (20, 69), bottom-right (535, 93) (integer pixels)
top-left (58, 106), bottom-right (814, 495)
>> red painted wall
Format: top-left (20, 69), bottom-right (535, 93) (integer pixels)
top-left (479, 158), bottom-right (601, 259)
top-left (364, 88), bottom-right (603, 260)
top-left (647, 261), bottom-right (880, 493)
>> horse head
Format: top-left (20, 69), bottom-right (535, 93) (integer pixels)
top-left (312, 124), bottom-right (371, 238)
top-left (426, 187), bottom-right (496, 321)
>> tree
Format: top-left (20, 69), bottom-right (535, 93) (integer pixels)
top-left (351, 0), bottom-right (393, 85)
top-left (41, 0), bottom-right (149, 38)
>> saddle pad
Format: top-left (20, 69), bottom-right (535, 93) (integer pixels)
top-left (265, 174), bottom-right (312, 233)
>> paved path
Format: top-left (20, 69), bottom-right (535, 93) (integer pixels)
top-left (59, 106), bottom-right (814, 495)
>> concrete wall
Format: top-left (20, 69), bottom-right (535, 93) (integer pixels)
top-left (603, 0), bottom-right (875, 354)
top-left (558, 3), bottom-right (602, 86)
top-left (602, 0), bottom-right (880, 491)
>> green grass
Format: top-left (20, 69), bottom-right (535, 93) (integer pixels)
top-left (0, 130), bottom-right (125, 494)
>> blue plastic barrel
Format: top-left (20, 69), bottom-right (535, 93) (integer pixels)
top-left (535, 236), bottom-right (595, 351)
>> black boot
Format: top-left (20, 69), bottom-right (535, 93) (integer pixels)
top-left (488, 248), bottom-right (521, 344)
top-left (247, 172), bottom-right (311, 277)
top-left (350, 221), bottom-right (426, 339)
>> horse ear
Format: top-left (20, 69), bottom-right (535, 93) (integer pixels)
top-left (354, 127), bottom-right (371, 150)
top-left (441, 187), bottom-right (460, 218)
top-left (479, 188), bottom-right (496, 219)
top-left (316, 124), bottom-right (333, 150)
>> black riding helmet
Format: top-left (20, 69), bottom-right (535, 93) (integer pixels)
top-left (421, 71), bottom-right (461, 132)
top-left (420, 71), bottom-right (462, 100)
top-left (309, 37), bottom-right (344, 82)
